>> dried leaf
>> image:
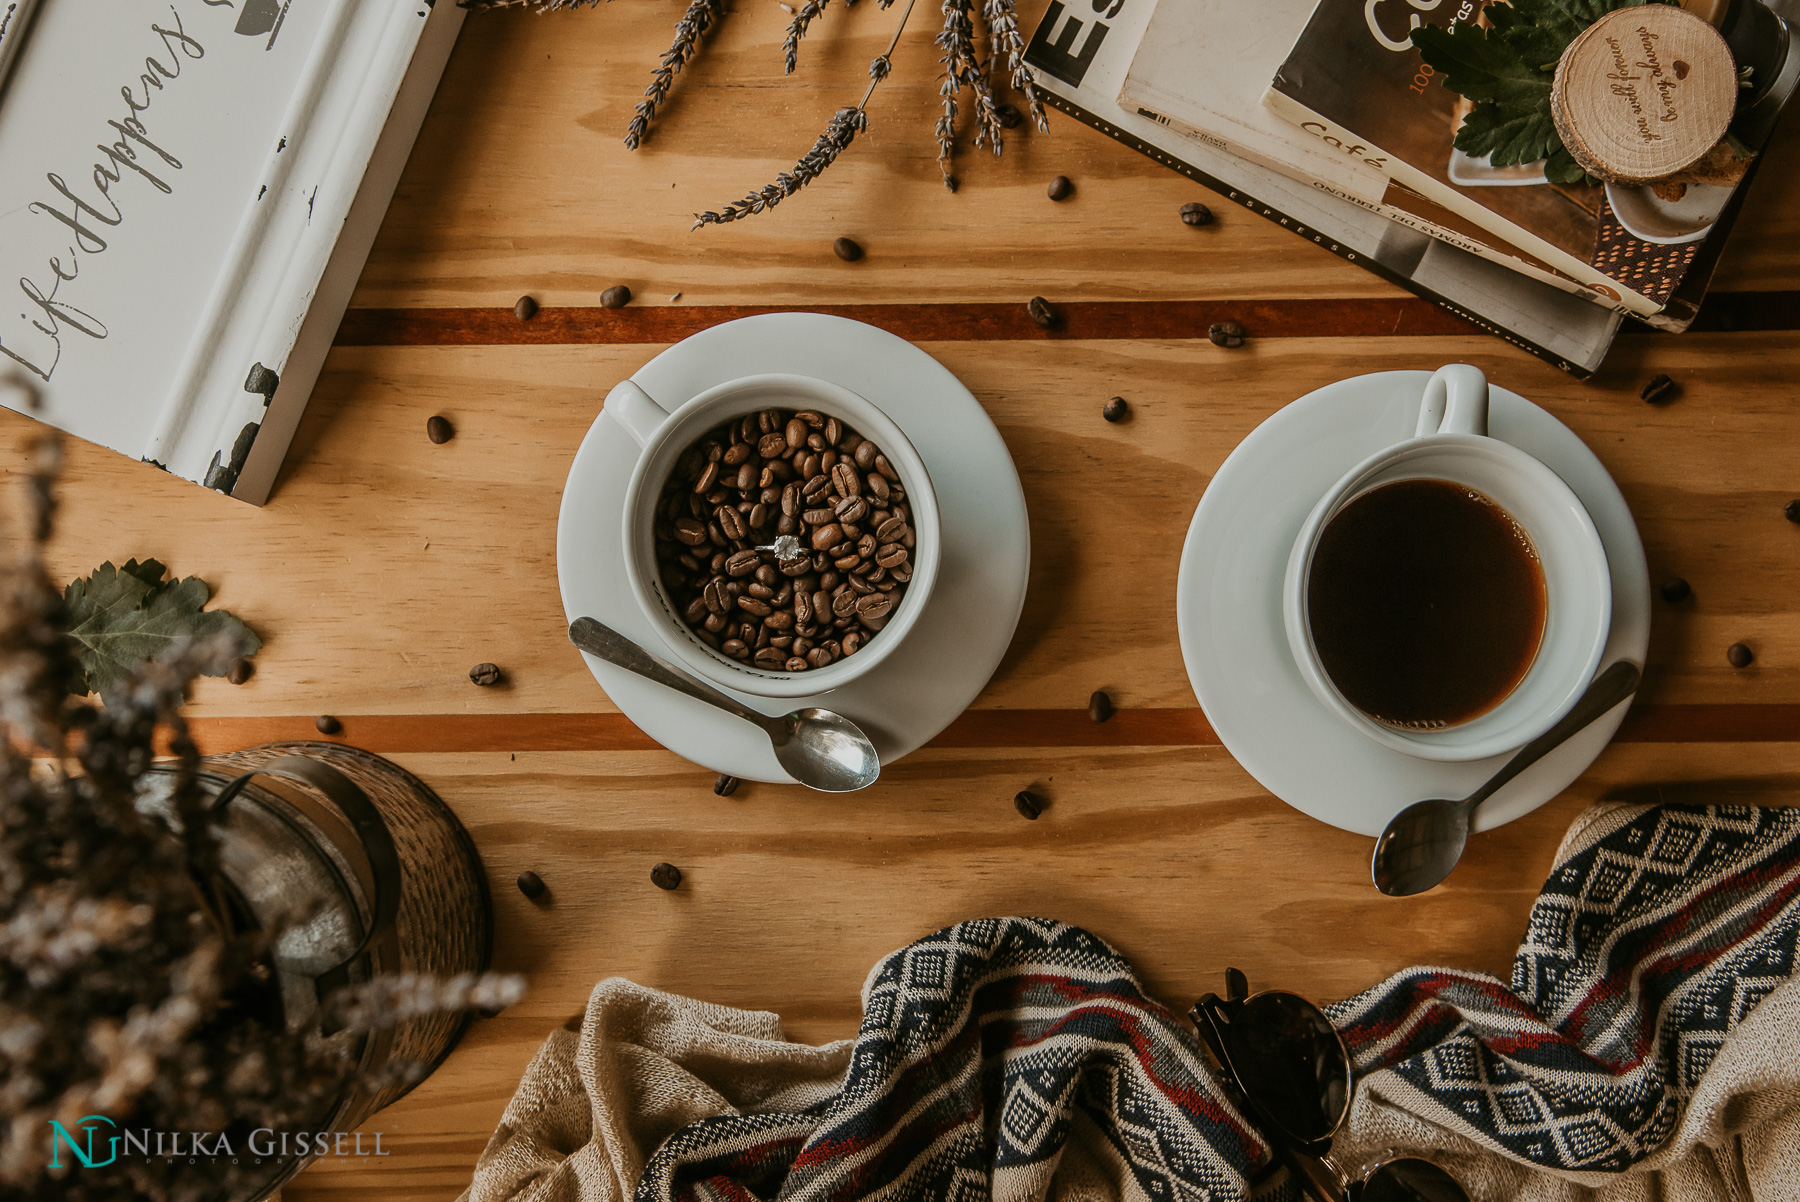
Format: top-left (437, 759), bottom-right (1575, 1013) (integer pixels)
top-left (63, 561), bottom-right (260, 699)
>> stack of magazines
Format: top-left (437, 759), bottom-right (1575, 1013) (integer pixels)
top-left (1025, 0), bottom-right (1799, 377)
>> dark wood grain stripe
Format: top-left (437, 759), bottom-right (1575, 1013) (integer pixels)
top-left (331, 292), bottom-right (1799, 346)
top-left (183, 705), bottom-right (1800, 755)
top-left (333, 299), bottom-right (1479, 345)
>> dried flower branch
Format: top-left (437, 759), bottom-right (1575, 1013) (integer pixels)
top-left (783, 0), bottom-right (832, 74)
top-left (981, 0), bottom-right (1047, 133)
top-left (626, 0), bottom-right (728, 150)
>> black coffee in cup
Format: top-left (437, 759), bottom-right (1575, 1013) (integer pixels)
top-left (1307, 478), bottom-right (1546, 729)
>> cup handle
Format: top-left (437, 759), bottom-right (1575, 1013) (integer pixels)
top-left (605, 379), bottom-right (672, 447)
top-left (1414, 364), bottom-right (1489, 439)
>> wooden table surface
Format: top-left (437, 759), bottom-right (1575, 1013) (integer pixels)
top-left (10, 3), bottom-right (1800, 1198)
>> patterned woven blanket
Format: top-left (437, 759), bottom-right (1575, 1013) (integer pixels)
top-left (634, 804), bottom-right (1800, 1202)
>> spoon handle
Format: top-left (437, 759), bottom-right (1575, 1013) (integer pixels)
top-left (568, 618), bottom-right (777, 734)
top-left (1462, 660), bottom-right (1642, 814)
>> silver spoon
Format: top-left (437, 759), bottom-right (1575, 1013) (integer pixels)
top-left (1371, 659), bottom-right (1642, 897)
top-left (568, 616), bottom-right (881, 793)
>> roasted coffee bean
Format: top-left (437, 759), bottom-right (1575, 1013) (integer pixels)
top-left (1180, 201), bottom-right (1214, 226)
top-left (997, 103), bottom-right (1023, 128)
top-left (826, 417), bottom-right (842, 446)
top-left (470, 662), bottom-right (505, 687)
top-left (747, 583), bottom-right (775, 601)
top-left (867, 472), bottom-right (890, 503)
top-left (601, 284), bottom-right (632, 308)
top-left (684, 596), bottom-right (708, 623)
top-left (876, 543), bottom-right (908, 569)
top-left (854, 440), bottom-right (877, 470)
top-left (1641, 373), bottom-right (1679, 404)
top-left (803, 475), bottom-right (833, 504)
top-left (873, 454), bottom-right (899, 483)
top-left (754, 564), bottom-right (778, 587)
top-left (842, 631), bottom-right (862, 655)
top-left (513, 295), bottom-right (539, 321)
top-left (750, 503), bottom-right (769, 527)
top-left (803, 508), bottom-right (835, 525)
top-left (713, 773), bottom-right (739, 797)
top-left (516, 871), bottom-right (548, 899)
top-left (726, 549), bottom-right (760, 576)
top-left (1660, 577), bottom-right (1692, 604)
top-left (315, 715), bottom-right (342, 735)
top-left (835, 495), bottom-right (868, 524)
top-left (855, 533), bottom-right (877, 558)
top-left (426, 414), bottom-right (455, 444)
top-left (724, 443), bottom-right (753, 466)
top-left (723, 638), bottom-right (748, 659)
top-left (754, 646), bottom-right (786, 667)
top-left (1088, 689), bottom-right (1114, 723)
top-left (766, 610), bottom-right (794, 631)
top-left (1209, 321), bottom-right (1246, 348)
top-left (1102, 396), bottom-right (1129, 423)
top-left (717, 506), bottom-right (748, 541)
top-left (785, 656), bottom-right (809, 672)
top-left (704, 579), bottom-right (730, 613)
top-left (1013, 790), bottom-right (1044, 820)
top-left (693, 460), bottom-right (718, 493)
top-left (1047, 175), bottom-right (1073, 201)
top-left (832, 461), bottom-right (861, 498)
top-left (1785, 499), bottom-right (1800, 524)
top-left (650, 862), bottom-right (682, 890)
top-left (737, 595), bottom-right (773, 617)
top-left (833, 236), bottom-right (864, 262)
top-left (781, 482), bottom-right (802, 516)
top-left (875, 515), bottom-right (906, 543)
top-left (758, 432), bottom-right (788, 458)
top-left (856, 591), bottom-right (895, 621)
top-left (1728, 642), bottom-right (1755, 668)
top-left (734, 462), bottom-right (757, 491)
top-left (703, 613), bottom-right (728, 633)
top-left (807, 647), bottom-right (833, 668)
top-left (227, 657), bottom-right (255, 685)
top-left (812, 523), bottom-right (845, 550)
top-left (1028, 296), bottom-right (1060, 329)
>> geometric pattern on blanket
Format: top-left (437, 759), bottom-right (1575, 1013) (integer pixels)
top-left (1327, 804), bottom-right (1800, 1174)
top-left (635, 916), bottom-right (1270, 1202)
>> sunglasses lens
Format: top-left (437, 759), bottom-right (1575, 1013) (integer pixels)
top-left (1360, 1158), bottom-right (1468, 1202)
top-left (1224, 992), bottom-right (1348, 1143)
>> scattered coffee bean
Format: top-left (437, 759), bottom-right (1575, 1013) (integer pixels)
top-left (1209, 321), bottom-right (1245, 348)
top-left (1727, 642), bottom-right (1755, 668)
top-left (997, 103), bottom-right (1022, 129)
top-left (513, 295), bottom-right (538, 321)
top-left (1659, 577), bottom-right (1692, 604)
top-left (1785, 499), bottom-right (1800, 524)
top-left (1180, 202), bottom-right (1213, 227)
top-left (470, 662), bottom-right (504, 687)
top-left (650, 862), bottom-right (683, 890)
top-left (1013, 789), bottom-right (1044, 820)
top-left (1640, 373), bottom-right (1679, 404)
top-left (713, 773), bottom-right (739, 797)
top-left (601, 285), bottom-right (632, 309)
top-left (426, 414), bottom-right (455, 444)
top-left (226, 657), bottom-right (255, 685)
top-left (1102, 396), bottom-right (1129, 423)
top-left (833, 237), bottom-right (864, 262)
top-left (652, 407), bottom-right (916, 672)
top-left (315, 715), bottom-right (341, 735)
top-left (516, 871), bottom-right (547, 900)
top-left (1027, 296), bottom-right (1060, 329)
top-left (1088, 689), bottom-right (1114, 723)
top-left (1047, 175), bottom-right (1073, 201)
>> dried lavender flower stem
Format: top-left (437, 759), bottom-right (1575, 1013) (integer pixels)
top-left (625, 0), bottom-right (728, 151)
top-left (783, 0), bottom-right (832, 74)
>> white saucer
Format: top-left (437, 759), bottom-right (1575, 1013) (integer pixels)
top-left (556, 313), bottom-right (1030, 783)
top-left (1176, 371), bottom-right (1650, 838)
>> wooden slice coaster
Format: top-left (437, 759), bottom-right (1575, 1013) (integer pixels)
top-left (1551, 5), bottom-right (1737, 184)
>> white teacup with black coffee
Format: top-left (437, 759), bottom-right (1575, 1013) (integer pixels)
top-left (1283, 364), bottom-right (1612, 762)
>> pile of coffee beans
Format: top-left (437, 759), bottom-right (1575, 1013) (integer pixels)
top-left (652, 407), bottom-right (918, 672)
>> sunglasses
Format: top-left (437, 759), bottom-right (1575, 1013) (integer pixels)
top-left (1190, 969), bottom-right (1468, 1202)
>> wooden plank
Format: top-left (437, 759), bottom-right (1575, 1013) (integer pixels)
top-left (278, 741), bottom-right (1800, 1201)
top-left (19, 333), bottom-right (1800, 724)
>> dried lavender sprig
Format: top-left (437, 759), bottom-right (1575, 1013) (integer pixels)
top-left (625, 0), bottom-right (727, 151)
top-left (982, 0), bottom-right (1047, 132)
top-left (696, 0), bottom-right (918, 227)
top-left (457, 0), bottom-right (607, 11)
top-left (783, 0), bottom-right (832, 74)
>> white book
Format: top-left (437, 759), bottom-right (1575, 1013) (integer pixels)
top-left (0, 0), bottom-right (465, 504)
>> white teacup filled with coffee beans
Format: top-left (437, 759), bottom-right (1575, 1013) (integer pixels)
top-left (611, 372), bottom-right (941, 699)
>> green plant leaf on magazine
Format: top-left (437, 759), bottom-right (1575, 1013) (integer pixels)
top-left (64, 560), bottom-right (261, 699)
